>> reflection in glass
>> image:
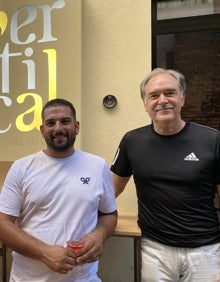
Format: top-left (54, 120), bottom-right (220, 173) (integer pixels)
top-left (157, 0), bottom-right (220, 20)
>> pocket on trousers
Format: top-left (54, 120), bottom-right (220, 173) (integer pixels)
top-left (199, 243), bottom-right (220, 257)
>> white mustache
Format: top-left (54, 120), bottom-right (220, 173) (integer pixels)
top-left (155, 104), bottom-right (173, 112)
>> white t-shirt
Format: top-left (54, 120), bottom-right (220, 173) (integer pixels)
top-left (0, 150), bottom-right (117, 282)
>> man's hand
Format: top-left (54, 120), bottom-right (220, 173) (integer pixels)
top-left (74, 231), bottom-right (103, 265)
top-left (41, 245), bottom-right (77, 274)
top-left (74, 211), bottom-right (117, 265)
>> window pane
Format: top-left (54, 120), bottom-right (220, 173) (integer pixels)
top-left (157, 0), bottom-right (220, 20)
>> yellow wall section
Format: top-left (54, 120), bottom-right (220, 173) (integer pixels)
top-left (0, 0), bottom-right (82, 159)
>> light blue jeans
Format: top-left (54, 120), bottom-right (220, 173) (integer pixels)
top-left (141, 237), bottom-right (220, 282)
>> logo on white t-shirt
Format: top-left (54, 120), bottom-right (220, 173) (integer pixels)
top-left (80, 177), bottom-right (90, 184)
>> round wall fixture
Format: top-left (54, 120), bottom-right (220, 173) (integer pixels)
top-left (103, 95), bottom-right (117, 109)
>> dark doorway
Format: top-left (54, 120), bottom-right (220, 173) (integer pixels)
top-left (152, 1), bottom-right (220, 130)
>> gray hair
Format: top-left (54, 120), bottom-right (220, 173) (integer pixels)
top-left (140, 68), bottom-right (186, 101)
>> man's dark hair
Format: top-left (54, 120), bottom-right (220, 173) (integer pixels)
top-left (41, 98), bottom-right (76, 120)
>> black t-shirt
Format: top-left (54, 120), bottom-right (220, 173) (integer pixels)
top-left (111, 122), bottom-right (220, 247)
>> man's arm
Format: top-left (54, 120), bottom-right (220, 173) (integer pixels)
top-left (96, 210), bottom-right (118, 241)
top-left (217, 186), bottom-right (220, 282)
top-left (112, 172), bottom-right (130, 197)
top-left (76, 210), bottom-right (118, 264)
top-left (0, 212), bottom-right (76, 274)
top-left (216, 185), bottom-right (220, 222)
top-left (217, 185), bottom-right (220, 203)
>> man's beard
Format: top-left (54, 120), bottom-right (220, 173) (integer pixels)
top-left (45, 133), bottom-right (76, 152)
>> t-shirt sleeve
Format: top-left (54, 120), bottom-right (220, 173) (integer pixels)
top-left (0, 162), bottom-right (22, 217)
top-left (110, 135), bottom-right (132, 177)
top-left (216, 131), bottom-right (220, 184)
top-left (98, 161), bottom-right (117, 214)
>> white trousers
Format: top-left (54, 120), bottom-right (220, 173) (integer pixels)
top-left (141, 237), bottom-right (220, 282)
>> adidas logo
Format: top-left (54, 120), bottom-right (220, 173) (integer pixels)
top-left (184, 152), bottom-right (199, 161)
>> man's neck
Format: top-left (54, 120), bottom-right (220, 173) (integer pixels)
top-left (153, 120), bottom-right (186, 135)
top-left (43, 147), bottom-right (75, 158)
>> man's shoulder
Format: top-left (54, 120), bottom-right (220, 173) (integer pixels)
top-left (77, 150), bottom-right (106, 163)
top-left (13, 151), bottom-right (43, 167)
top-left (187, 123), bottom-right (220, 146)
top-left (189, 122), bottom-right (219, 135)
top-left (14, 151), bottom-right (39, 161)
top-left (124, 125), bottom-right (151, 138)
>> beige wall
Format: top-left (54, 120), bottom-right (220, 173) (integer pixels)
top-left (82, 2), bottom-right (151, 280)
top-left (82, 0), bottom-right (151, 216)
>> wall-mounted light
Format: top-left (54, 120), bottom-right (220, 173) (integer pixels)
top-left (103, 95), bottom-right (117, 109)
